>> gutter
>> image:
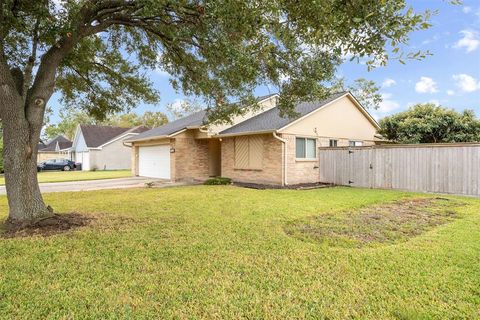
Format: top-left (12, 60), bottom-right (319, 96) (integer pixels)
top-left (272, 132), bottom-right (288, 186)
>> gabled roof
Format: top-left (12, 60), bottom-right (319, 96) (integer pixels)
top-left (125, 110), bottom-right (208, 142)
top-left (39, 135), bottom-right (72, 152)
top-left (125, 93), bottom-right (279, 143)
top-left (80, 125), bottom-right (148, 148)
top-left (219, 92), bottom-right (378, 135)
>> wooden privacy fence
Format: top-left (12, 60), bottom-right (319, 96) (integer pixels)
top-left (318, 143), bottom-right (480, 197)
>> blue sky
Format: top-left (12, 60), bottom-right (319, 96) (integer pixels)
top-left (48, 0), bottom-right (480, 123)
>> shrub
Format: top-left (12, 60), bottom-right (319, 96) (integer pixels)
top-left (204, 177), bottom-right (232, 185)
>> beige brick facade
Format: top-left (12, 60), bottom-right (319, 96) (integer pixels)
top-left (172, 136), bottom-right (210, 181)
top-left (221, 134), bottom-right (283, 185)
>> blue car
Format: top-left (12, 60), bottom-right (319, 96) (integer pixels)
top-left (37, 159), bottom-right (76, 172)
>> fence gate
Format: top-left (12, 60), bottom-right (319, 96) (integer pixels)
top-left (318, 148), bottom-right (374, 188)
top-left (318, 144), bottom-right (480, 197)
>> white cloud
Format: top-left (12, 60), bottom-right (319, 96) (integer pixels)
top-left (415, 77), bottom-right (438, 93)
top-left (454, 30), bottom-right (480, 53)
top-left (446, 90), bottom-right (455, 96)
top-left (169, 99), bottom-right (188, 112)
top-left (382, 78), bottom-right (397, 88)
top-left (421, 34), bottom-right (440, 45)
top-left (463, 6), bottom-right (472, 14)
top-left (378, 93), bottom-right (400, 113)
top-left (453, 74), bottom-right (480, 92)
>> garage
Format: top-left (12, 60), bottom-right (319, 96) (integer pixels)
top-left (138, 145), bottom-right (171, 179)
top-left (75, 151), bottom-right (90, 171)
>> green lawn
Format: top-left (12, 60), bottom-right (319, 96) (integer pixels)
top-left (0, 186), bottom-right (479, 319)
top-left (0, 170), bottom-right (131, 185)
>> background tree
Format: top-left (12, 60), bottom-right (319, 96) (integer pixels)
top-left (43, 109), bottom-right (168, 140)
top-left (0, 0), bottom-right (433, 222)
top-left (140, 111), bottom-right (169, 128)
top-left (43, 109), bottom-right (98, 140)
top-left (166, 99), bottom-right (203, 120)
top-left (379, 103), bottom-right (480, 143)
top-left (331, 77), bottom-right (383, 110)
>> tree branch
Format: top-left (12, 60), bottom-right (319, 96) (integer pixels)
top-left (22, 17), bottom-right (41, 102)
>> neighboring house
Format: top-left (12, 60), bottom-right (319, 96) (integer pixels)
top-left (71, 125), bottom-right (148, 171)
top-left (125, 92), bottom-right (380, 185)
top-left (37, 135), bottom-right (73, 162)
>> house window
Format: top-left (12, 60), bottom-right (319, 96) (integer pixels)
top-left (329, 139), bottom-right (338, 147)
top-left (296, 137), bottom-right (316, 159)
top-left (349, 140), bottom-right (363, 147)
top-left (234, 136), bottom-right (263, 169)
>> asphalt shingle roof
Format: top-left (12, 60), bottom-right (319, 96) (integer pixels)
top-left (39, 135), bottom-right (72, 151)
top-left (125, 110), bottom-right (208, 142)
top-left (219, 92), bottom-right (347, 135)
top-left (126, 94), bottom-right (279, 142)
top-left (80, 125), bottom-right (148, 148)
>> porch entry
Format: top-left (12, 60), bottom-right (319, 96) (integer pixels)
top-left (208, 139), bottom-right (221, 177)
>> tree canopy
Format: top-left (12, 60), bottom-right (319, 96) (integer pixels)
top-left (378, 104), bottom-right (480, 144)
top-left (2, 0), bottom-right (433, 122)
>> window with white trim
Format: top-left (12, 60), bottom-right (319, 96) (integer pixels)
top-left (329, 139), bottom-right (338, 147)
top-left (349, 140), bottom-right (363, 147)
top-left (296, 137), bottom-right (316, 159)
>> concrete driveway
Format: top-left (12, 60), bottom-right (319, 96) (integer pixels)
top-left (0, 177), bottom-right (174, 195)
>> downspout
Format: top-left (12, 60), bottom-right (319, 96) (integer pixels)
top-left (272, 132), bottom-right (288, 186)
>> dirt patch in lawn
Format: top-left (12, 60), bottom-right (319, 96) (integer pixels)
top-left (285, 198), bottom-right (463, 248)
top-left (2, 213), bottom-right (94, 238)
top-left (1, 212), bottom-right (140, 238)
top-left (235, 182), bottom-right (334, 190)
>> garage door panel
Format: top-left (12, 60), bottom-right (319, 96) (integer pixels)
top-left (138, 145), bottom-right (170, 179)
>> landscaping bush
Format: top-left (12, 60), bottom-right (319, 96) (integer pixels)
top-left (203, 177), bottom-right (232, 185)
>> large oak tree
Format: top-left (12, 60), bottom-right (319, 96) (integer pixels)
top-left (0, 0), bottom-right (432, 222)
top-left (379, 103), bottom-right (480, 143)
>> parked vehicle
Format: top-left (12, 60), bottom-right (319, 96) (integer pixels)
top-left (37, 159), bottom-right (76, 172)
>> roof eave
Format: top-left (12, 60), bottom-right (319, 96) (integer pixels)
top-left (124, 134), bottom-right (170, 144)
top-left (216, 129), bottom-right (276, 138)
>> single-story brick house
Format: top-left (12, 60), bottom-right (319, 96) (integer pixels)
top-left (71, 124), bottom-right (148, 171)
top-left (125, 92), bottom-right (380, 185)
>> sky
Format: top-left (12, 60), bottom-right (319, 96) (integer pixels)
top-left (48, 0), bottom-right (480, 124)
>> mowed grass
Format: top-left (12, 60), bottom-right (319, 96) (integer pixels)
top-left (0, 170), bottom-right (131, 185)
top-left (0, 186), bottom-right (479, 319)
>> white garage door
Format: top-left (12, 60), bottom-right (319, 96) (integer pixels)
top-left (138, 145), bottom-right (171, 179)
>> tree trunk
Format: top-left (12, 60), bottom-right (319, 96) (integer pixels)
top-left (2, 100), bottom-right (51, 223)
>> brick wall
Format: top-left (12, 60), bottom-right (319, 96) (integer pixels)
top-left (283, 135), bottom-right (376, 184)
top-left (282, 134), bottom-right (318, 184)
top-left (172, 137), bottom-right (210, 181)
top-left (221, 134), bottom-right (283, 185)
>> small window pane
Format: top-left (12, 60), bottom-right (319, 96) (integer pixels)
top-left (296, 138), bottom-right (306, 158)
top-left (349, 141), bottom-right (363, 147)
top-left (329, 139), bottom-right (338, 147)
top-left (306, 139), bottom-right (316, 158)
